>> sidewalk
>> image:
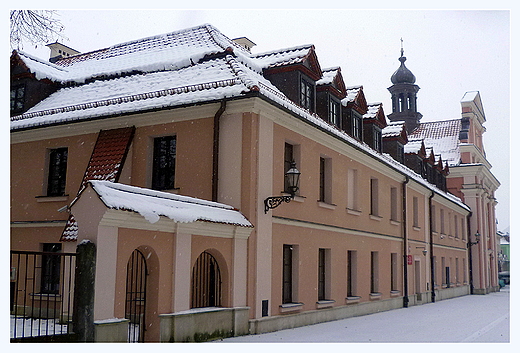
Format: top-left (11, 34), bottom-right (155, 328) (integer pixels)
top-left (220, 286), bottom-right (510, 343)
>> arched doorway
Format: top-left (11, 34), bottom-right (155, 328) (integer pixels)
top-left (125, 249), bottom-right (147, 342)
top-left (191, 251), bottom-right (222, 308)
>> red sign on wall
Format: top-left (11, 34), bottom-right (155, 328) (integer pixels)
top-left (407, 255), bottom-right (413, 265)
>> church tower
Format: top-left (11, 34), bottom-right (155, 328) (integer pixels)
top-left (387, 43), bottom-right (422, 133)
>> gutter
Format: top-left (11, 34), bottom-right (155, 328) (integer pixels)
top-left (212, 100), bottom-right (227, 202)
top-left (402, 176), bottom-right (409, 308)
top-left (467, 211), bottom-right (474, 294)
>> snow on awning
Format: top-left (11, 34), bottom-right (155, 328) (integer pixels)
top-left (85, 180), bottom-right (253, 227)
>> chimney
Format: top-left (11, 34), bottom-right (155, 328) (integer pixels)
top-left (46, 42), bottom-right (80, 63)
top-left (232, 37), bottom-right (256, 53)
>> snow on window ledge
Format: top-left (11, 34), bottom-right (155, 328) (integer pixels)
top-left (369, 292), bottom-right (382, 300)
top-left (346, 296), bottom-right (361, 304)
top-left (316, 300), bottom-right (335, 309)
top-left (279, 302), bottom-right (304, 313)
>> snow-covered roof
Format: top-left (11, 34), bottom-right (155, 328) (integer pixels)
top-left (363, 102), bottom-right (382, 120)
top-left (382, 121), bottom-right (406, 138)
top-left (11, 23), bottom-right (468, 212)
top-left (316, 67), bottom-right (340, 86)
top-left (85, 180), bottom-right (253, 227)
top-left (408, 119), bottom-right (461, 166)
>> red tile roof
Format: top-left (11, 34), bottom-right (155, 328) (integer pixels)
top-left (60, 126), bottom-right (135, 241)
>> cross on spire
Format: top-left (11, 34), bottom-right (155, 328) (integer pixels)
top-left (400, 37), bottom-right (404, 57)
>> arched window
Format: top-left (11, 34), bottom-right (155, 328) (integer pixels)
top-left (125, 249), bottom-right (148, 343)
top-left (191, 251), bottom-right (222, 308)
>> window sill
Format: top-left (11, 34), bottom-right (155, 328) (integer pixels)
top-left (390, 220), bottom-right (400, 226)
top-left (316, 300), bottom-right (335, 309)
top-left (390, 290), bottom-right (401, 297)
top-left (369, 292), bottom-right (382, 300)
top-left (317, 201), bottom-right (336, 210)
top-left (279, 302), bottom-right (304, 313)
top-left (346, 208), bottom-right (361, 216)
top-left (413, 226), bottom-right (421, 231)
top-left (432, 231), bottom-right (439, 236)
top-left (369, 214), bottom-right (382, 221)
top-left (346, 296), bottom-right (361, 304)
top-left (36, 195), bottom-right (69, 203)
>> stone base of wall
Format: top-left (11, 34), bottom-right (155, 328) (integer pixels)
top-left (94, 318), bottom-right (129, 342)
top-left (249, 297), bottom-right (404, 335)
top-left (159, 307), bottom-right (250, 342)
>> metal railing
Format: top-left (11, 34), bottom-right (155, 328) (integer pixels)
top-left (10, 250), bottom-right (76, 340)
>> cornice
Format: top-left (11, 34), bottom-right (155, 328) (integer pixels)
top-left (98, 208), bottom-right (252, 239)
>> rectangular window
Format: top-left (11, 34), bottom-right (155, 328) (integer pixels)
top-left (440, 209), bottom-right (445, 234)
top-left (371, 251), bottom-right (379, 293)
top-left (41, 243), bottom-right (62, 294)
top-left (10, 84), bottom-right (25, 113)
top-left (455, 258), bottom-right (459, 284)
top-left (463, 258), bottom-right (467, 283)
top-left (370, 178), bottom-right (379, 216)
top-left (328, 98), bottom-right (340, 127)
top-left (347, 169), bottom-right (358, 211)
top-left (318, 248), bottom-right (330, 301)
top-left (352, 111), bottom-right (362, 140)
top-left (391, 253), bottom-right (398, 291)
top-left (284, 143), bottom-right (294, 193)
top-left (347, 250), bottom-right (357, 297)
top-left (454, 215), bottom-right (459, 238)
top-left (390, 187), bottom-right (398, 221)
top-left (461, 218), bottom-right (466, 240)
top-left (413, 196), bottom-right (419, 227)
top-left (300, 78), bottom-right (314, 111)
top-left (47, 147), bottom-right (68, 196)
top-left (152, 135), bottom-right (176, 191)
top-left (373, 127), bottom-right (382, 153)
top-left (319, 156), bottom-right (332, 204)
top-left (282, 244), bottom-right (294, 304)
top-left (441, 257), bottom-right (446, 286)
top-left (432, 256), bottom-right (437, 287)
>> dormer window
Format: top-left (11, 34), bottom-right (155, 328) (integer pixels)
top-left (300, 78), bottom-right (314, 111)
top-left (373, 127), bottom-right (382, 153)
top-left (328, 98), bottom-right (340, 127)
top-left (352, 111), bottom-right (363, 140)
top-left (10, 84), bottom-right (25, 113)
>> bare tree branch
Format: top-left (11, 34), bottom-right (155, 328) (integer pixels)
top-left (10, 10), bottom-right (66, 50)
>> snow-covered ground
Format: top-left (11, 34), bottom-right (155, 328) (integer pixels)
top-left (10, 316), bottom-right (69, 338)
top-left (219, 286), bottom-right (510, 344)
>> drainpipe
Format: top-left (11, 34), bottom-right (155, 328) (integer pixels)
top-left (212, 100), bottom-right (227, 202)
top-left (402, 176), bottom-right (409, 308)
top-left (429, 192), bottom-right (436, 302)
top-left (467, 212), bottom-right (474, 294)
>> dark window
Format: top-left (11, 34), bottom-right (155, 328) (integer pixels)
top-left (318, 249), bottom-right (327, 301)
top-left (10, 85), bottom-right (25, 113)
top-left (282, 244), bottom-right (293, 304)
top-left (152, 135), bottom-right (176, 190)
top-left (371, 251), bottom-right (379, 293)
top-left (328, 98), bottom-right (340, 127)
top-left (319, 157), bottom-right (326, 202)
top-left (373, 127), bottom-right (382, 153)
top-left (396, 143), bottom-right (404, 163)
top-left (41, 243), bottom-right (62, 294)
top-left (347, 250), bottom-right (357, 297)
top-left (352, 111), bottom-right (363, 140)
top-left (47, 148), bottom-right (68, 196)
top-left (300, 78), bottom-right (314, 111)
top-left (284, 143), bottom-right (294, 193)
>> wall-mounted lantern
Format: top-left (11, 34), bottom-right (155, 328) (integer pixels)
top-left (264, 161), bottom-right (301, 214)
top-left (467, 231), bottom-right (481, 248)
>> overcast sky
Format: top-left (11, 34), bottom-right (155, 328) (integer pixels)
top-left (15, 5), bottom-right (511, 231)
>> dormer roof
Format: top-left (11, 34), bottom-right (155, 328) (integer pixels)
top-left (254, 44), bottom-right (322, 80)
top-left (383, 121), bottom-right (408, 144)
top-left (342, 85), bottom-right (368, 113)
top-left (363, 102), bottom-right (387, 129)
top-left (316, 67), bottom-right (346, 98)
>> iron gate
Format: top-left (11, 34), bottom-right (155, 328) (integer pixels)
top-left (10, 250), bottom-right (76, 342)
top-left (125, 249), bottom-right (148, 343)
top-left (191, 251), bottom-right (222, 308)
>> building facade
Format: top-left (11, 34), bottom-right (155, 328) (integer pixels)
top-left (10, 24), bottom-right (499, 342)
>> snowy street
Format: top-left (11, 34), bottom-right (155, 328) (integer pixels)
top-left (220, 286), bottom-right (510, 343)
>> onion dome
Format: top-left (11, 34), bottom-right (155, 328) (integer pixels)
top-left (391, 53), bottom-right (416, 84)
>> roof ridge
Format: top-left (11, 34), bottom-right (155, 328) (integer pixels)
top-left (252, 44), bottom-right (314, 58)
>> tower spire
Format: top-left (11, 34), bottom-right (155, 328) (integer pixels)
top-left (400, 37), bottom-right (404, 57)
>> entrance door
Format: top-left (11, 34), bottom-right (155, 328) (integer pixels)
top-left (125, 249), bottom-right (147, 343)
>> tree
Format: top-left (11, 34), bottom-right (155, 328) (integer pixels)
top-left (10, 10), bottom-right (66, 50)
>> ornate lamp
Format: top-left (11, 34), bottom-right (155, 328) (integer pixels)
top-left (264, 161), bottom-right (301, 213)
top-left (467, 231), bottom-right (481, 248)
